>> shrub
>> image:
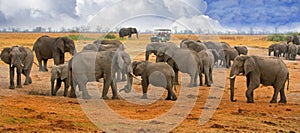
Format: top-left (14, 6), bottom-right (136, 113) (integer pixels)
top-left (67, 34), bottom-right (94, 41)
top-left (267, 34), bottom-right (287, 42)
top-left (104, 33), bottom-right (117, 39)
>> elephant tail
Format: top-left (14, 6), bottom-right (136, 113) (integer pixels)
top-left (286, 72), bottom-right (289, 90)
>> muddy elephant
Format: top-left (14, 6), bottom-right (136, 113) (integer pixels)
top-left (286, 44), bottom-right (298, 60)
top-left (119, 27), bottom-right (138, 39)
top-left (287, 35), bottom-right (300, 45)
top-left (219, 48), bottom-right (238, 68)
top-left (51, 63), bottom-right (69, 96)
top-left (0, 46), bottom-right (33, 89)
top-left (33, 35), bottom-right (76, 71)
top-left (68, 50), bottom-right (132, 99)
top-left (234, 46), bottom-right (248, 55)
top-left (145, 42), bottom-right (177, 61)
top-left (156, 45), bottom-right (200, 87)
top-left (197, 50), bottom-right (214, 86)
top-left (180, 39), bottom-right (207, 52)
top-left (128, 61), bottom-right (177, 100)
top-left (230, 55), bottom-right (289, 103)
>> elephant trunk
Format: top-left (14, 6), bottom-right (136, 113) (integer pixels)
top-left (229, 68), bottom-right (237, 102)
top-left (145, 51), bottom-right (151, 61)
top-left (136, 32), bottom-right (139, 39)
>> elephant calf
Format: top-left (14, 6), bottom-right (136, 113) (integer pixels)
top-left (131, 61), bottom-right (177, 100)
top-left (51, 63), bottom-right (69, 96)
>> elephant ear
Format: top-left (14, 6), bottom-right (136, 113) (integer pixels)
top-left (244, 56), bottom-right (256, 75)
top-left (55, 37), bottom-right (65, 53)
top-left (133, 61), bottom-right (146, 75)
top-left (165, 45), bottom-right (176, 58)
top-left (18, 46), bottom-right (28, 61)
top-left (61, 64), bottom-right (68, 80)
top-left (0, 47), bottom-right (11, 64)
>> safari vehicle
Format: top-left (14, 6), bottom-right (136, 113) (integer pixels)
top-left (150, 29), bottom-right (171, 42)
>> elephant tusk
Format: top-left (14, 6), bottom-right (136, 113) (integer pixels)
top-left (130, 72), bottom-right (142, 81)
top-left (10, 64), bottom-right (13, 67)
top-left (230, 75), bottom-right (236, 79)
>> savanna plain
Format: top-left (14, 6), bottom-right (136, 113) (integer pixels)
top-left (0, 33), bottom-right (299, 132)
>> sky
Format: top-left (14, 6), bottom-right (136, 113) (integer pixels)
top-left (0, 0), bottom-right (299, 33)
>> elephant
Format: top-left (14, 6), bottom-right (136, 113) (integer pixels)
top-left (82, 40), bottom-right (125, 52)
top-left (179, 39), bottom-right (207, 52)
top-left (81, 43), bottom-right (101, 52)
top-left (234, 46), bottom-right (248, 55)
top-left (51, 63), bottom-right (69, 96)
top-left (128, 61), bottom-right (177, 100)
top-left (197, 50), bottom-right (214, 86)
top-left (156, 45), bottom-right (200, 87)
top-left (33, 35), bottom-right (76, 72)
top-left (145, 42), bottom-right (177, 62)
top-left (207, 49), bottom-right (220, 67)
top-left (268, 43), bottom-right (287, 57)
top-left (286, 44), bottom-right (298, 60)
top-left (287, 35), bottom-right (300, 45)
top-left (119, 27), bottom-right (138, 39)
top-left (0, 46), bottom-right (33, 89)
top-left (203, 41), bottom-right (223, 52)
top-left (68, 50), bottom-right (132, 99)
top-left (229, 55), bottom-right (289, 103)
top-left (219, 48), bottom-right (238, 68)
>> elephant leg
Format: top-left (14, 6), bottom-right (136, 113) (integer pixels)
top-left (69, 79), bottom-right (77, 98)
top-left (54, 79), bottom-right (62, 96)
top-left (111, 79), bottom-right (119, 99)
top-left (204, 67), bottom-right (211, 86)
top-left (43, 59), bottom-right (48, 71)
top-left (63, 80), bottom-right (69, 97)
top-left (38, 60), bottom-right (44, 71)
top-left (270, 86), bottom-right (280, 103)
top-left (246, 76), bottom-right (259, 103)
top-left (188, 72), bottom-right (197, 87)
top-left (141, 79), bottom-right (149, 99)
top-left (209, 68), bottom-right (213, 84)
top-left (16, 68), bottom-right (22, 88)
top-left (279, 87), bottom-right (287, 103)
top-left (79, 83), bottom-right (91, 99)
top-left (22, 69), bottom-right (31, 85)
top-left (102, 77), bottom-right (111, 100)
top-left (9, 67), bottom-right (15, 89)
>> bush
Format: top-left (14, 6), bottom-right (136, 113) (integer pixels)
top-left (104, 33), bottom-right (117, 39)
top-left (67, 34), bottom-right (94, 41)
top-left (267, 34), bottom-right (287, 42)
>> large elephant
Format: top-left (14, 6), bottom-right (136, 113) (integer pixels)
top-left (145, 42), bottom-right (176, 61)
top-left (219, 48), bottom-right (238, 68)
top-left (68, 50), bottom-right (131, 99)
top-left (234, 46), bottom-right (248, 55)
top-left (197, 50), bottom-right (214, 86)
top-left (51, 63), bottom-right (69, 96)
top-left (0, 46), bottom-right (33, 89)
top-left (229, 56), bottom-right (289, 103)
top-left (33, 35), bottom-right (76, 71)
top-left (287, 35), bottom-right (300, 45)
top-left (179, 39), bottom-right (207, 52)
top-left (128, 61), bottom-right (177, 100)
top-left (119, 27), bottom-right (138, 39)
top-left (286, 44), bottom-right (298, 60)
top-left (156, 45), bottom-right (200, 87)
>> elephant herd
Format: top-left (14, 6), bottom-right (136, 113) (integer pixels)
top-left (268, 35), bottom-right (300, 60)
top-left (0, 35), bottom-right (291, 104)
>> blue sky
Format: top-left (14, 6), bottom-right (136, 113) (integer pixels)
top-left (0, 0), bottom-right (299, 33)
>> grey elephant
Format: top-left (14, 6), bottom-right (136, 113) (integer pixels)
top-left (82, 40), bottom-right (124, 52)
top-left (268, 43), bottom-right (287, 57)
top-left (287, 35), bottom-right (300, 45)
top-left (207, 49), bottom-right (220, 67)
top-left (230, 55), bottom-right (289, 103)
top-left (219, 48), bottom-right (238, 68)
top-left (234, 46), bottom-right (248, 55)
top-left (157, 45), bottom-right (200, 87)
top-left (286, 44), bottom-right (298, 60)
top-left (203, 41), bottom-right (224, 52)
top-left (179, 39), bottom-right (207, 52)
top-left (119, 27), bottom-right (138, 39)
top-left (0, 46), bottom-right (33, 89)
top-left (128, 61), bottom-right (177, 100)
top-left (145, 42), bottom-right (177, 61)
top-left (69, 50), bottom-right (131, 99)
top-left (81, 43), bottom-right (101, 52)
top-left (33, 35), bottom-right (76, 71)
top-left (197, 50), bottom-right (214, 86)
top-left (51, 63), bottom-right (69, 96)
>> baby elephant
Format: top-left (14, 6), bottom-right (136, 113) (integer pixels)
top-left (131, 61), bottom-right (177, 100)
top-left (51, 63), bottom-right (69, 96)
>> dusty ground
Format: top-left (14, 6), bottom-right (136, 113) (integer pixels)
top-left (0, 33), bottom-right (299, 132)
